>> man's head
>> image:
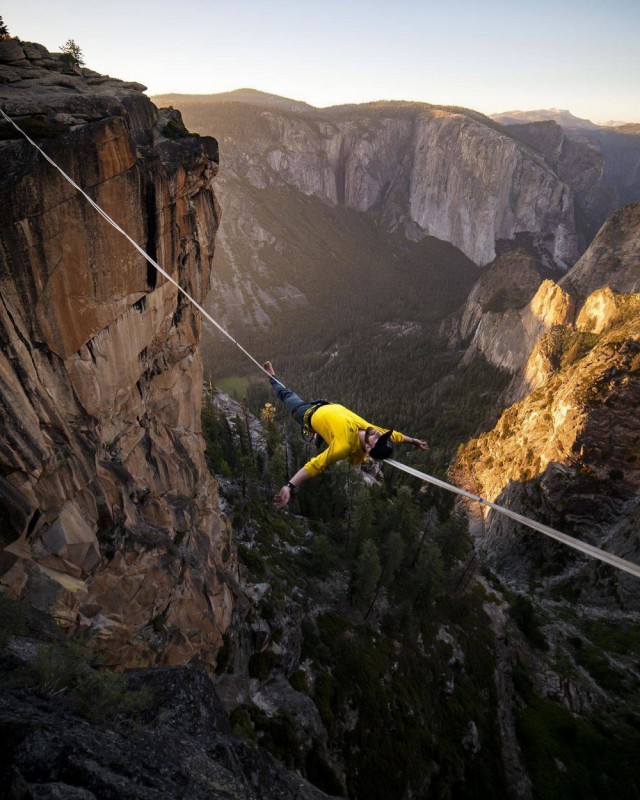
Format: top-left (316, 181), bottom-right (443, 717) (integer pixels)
top-left (364, 427), bottom-right (394, 460)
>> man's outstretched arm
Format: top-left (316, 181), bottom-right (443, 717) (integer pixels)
top-left (274, 466), bottom-right (313, 509)
top-left (401, 435), bottom-right (429, 450)
top-left (360, 416), bottom-right (428, 452)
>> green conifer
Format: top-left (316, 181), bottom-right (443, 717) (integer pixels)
top-left (60, 39), bottom-right (85, 67)
top-left (352, 539), bottom-right (381, 611)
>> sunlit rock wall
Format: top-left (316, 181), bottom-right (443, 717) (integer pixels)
top-left (0, 43), bottom-right (236, 669)
top-left (452, 202), bottom-right (640, 602)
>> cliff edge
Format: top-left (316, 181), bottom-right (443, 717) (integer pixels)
top-left (0, 41), bottom-right (236, 669)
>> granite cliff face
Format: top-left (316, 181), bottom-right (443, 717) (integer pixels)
top-left (0, 42), bottom-right (235, 669)
top-left (452, 202), bottom-right (640, 602)
top-left (442, 248), bottom-right (574, 376)
top-left (466, 278), bottom-right (575, 376)
top-left (493, 109), bottom-right (640, 220)
top-left (202, 101), bottom-right (579, 268)
top-left (455, 314), bottom-right (640, 593)
top-left (568, 127), bottom-right (640, 209)
top-left (445, 202), bottom-right (640, 393)
top-left (560, 201), bottom-right (640, 298)
top-left (153, 94), bottom-right (582, 340)
top-left (507, 120), bottom-right (618, 240)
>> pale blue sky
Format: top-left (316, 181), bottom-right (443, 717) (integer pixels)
top-left (6, 0), bottom-right (639, 122)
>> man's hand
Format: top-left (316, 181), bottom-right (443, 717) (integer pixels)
top-left (274, 485), bottom-right (291, 509)
top-left (413, 438), bottom-right (429, 451)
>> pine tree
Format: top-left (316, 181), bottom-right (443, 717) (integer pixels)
top-left (0, 16), bottom-right (10, 38)
top-left (382, 530), bottom-right (405, 587)
top-left (411, 540), bottom-right (444, 612)
top-left (351, 539), bottom-right (381, 612)
top-left (410, 506), bottom-right (438, 568)
top-left (201, 397), bottom-right (237, 476)
top-left (60, 39), bottom-right (85, 67)
top-left (365, 530), bottom-right (404, 619)
top-left (434, 513), bottom-right (472, 572)
top-left (266, 442), bottom-right (286, 492)
top-left (308, 534), bottom-right (338, 579)
top-left (348, 486), bottom-right (374, 559)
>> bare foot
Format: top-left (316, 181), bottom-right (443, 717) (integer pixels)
top-left (263, 360), bottom-right (275, 377)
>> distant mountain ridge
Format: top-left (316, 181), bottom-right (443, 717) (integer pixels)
top-left (149, 90), bottom-right (640, 413)
top-left (154, 87), bottom-right (315, 113)
top-left (491, 108), bottom-right (603, 130)
top-left (492, 108), bottom-right (639, 132)
top-left (155, 93), bottom-right (640, 286)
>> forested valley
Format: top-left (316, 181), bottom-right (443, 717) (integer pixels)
top-left (199, 369), bottom-right (640, 798)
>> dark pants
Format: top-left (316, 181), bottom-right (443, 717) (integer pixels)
top-left (270, 377), bottom-right (312, 427)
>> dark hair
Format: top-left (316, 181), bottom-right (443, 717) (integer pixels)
top-left (364, 427), bottom-right (377, 443)
top-left (369, 430), bottom-right (394, 460)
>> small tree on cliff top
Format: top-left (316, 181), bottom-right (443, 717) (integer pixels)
top-left (0, 16), bottom-right (10, 39)
top-left (60, 38), bottom-right (85, 67)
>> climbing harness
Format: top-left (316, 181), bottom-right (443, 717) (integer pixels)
top-left (302, 401), bottom-right (330, 442)
top-left (2, 107), bottom-right (639, 581)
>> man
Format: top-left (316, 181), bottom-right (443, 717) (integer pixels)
top-left (263, 361), bottom-right (428, 509)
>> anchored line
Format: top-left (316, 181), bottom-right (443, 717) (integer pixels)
top-left (387, 459), bottom-right (640, 580)
top-left (0, 107), bottom-right (283, 387)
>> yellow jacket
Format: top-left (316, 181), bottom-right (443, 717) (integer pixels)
top-left (303, 404), bottom-right (405, 477)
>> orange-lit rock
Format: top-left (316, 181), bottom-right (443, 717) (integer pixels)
top-left (452, 203), bottom-right (640, 597)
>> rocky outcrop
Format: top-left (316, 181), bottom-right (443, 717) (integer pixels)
top-left (507, 200), bottom-right (640, 400)
top-left (452, 206), bottom-right (640, 599)
top-left (453, 320), bottom-right (640, 595)
top-left (0, 43), bottom-right (235, 669)
top-left (443, 249), bottom-right (575, 376)
top-left (444, 201), bottom-right (640, 405)
top-left (443, 249), bottom-right (544, 350)
top-left (560, 201), bottom-right (640, 299)
top-left (466, 279), bottom-right (575, 374)
top-left (575, 286), bottom-right (623, 334)
top-left (157, 95), bottom-right (581, 270)
top-left (0, 656), bottom-right (336, 800)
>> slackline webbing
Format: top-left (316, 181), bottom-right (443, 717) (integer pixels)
top-left (3, 107), bottom-right (639, 581)
top-left (387, 460), bottom-right (640, 579)
top-left (0, 108), bottom-right (284, 388)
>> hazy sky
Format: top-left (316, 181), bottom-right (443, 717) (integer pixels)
top-left (6, 0), bottom-right (639, 122)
